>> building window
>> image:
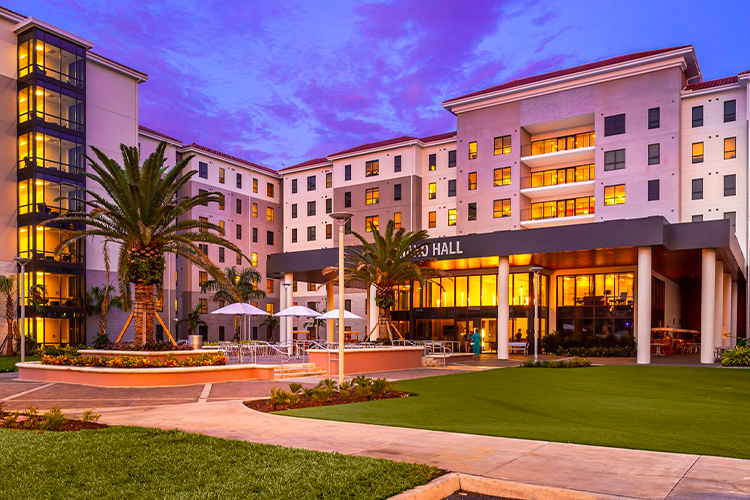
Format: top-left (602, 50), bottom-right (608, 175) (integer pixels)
top-left (448, 209), bottom-right (457, 226)
top-left (724, 100), bottom-right (736, 123)
top-left (428, 211), bottom-right (436, 228)
top-left (266, 303), bottom-right (274, 315)
top-left (267, 230), bottom-right (274, 245)
top-left (493, 199), bottom-right (511, 218)
top-left (266, 207), bottom-right (274, 221)
top-left (218, 247), bottom-right (225, 263)
top-left (250, 252), bottom-right (258, 267)
top-left (199, 298), bottom-right (208, 314)
top-left (365, 215), bottom-right (379, 232)
top-left (394, 155), bottom-right (401, 173)
top-left (393, 212), bottom-right (402, 229)
top-left (724, 211), bottom-right (736, 232)
top-left (648, 144), bottom-right (660, 165)
top-left (219, 167), bottom-right (225, 184)
top-left (365, 187), bottom-right (379, 205)
top-left (306, 283), bottom-right (317, 293)
top-left (266, 279), bottom-right (274, 294)
top-left (604, 114), bottom-right (626, 136)
top-left (345, 219), bottom-right (351, 234)
top-left (199, 271), bottom-right (208, 287)
top-left (252, 227), bottom-right (258, 243)
top-left (428, 153), bottom-right (437, 171)
top-left (198, 244), bottom-right (208, 256)
top-left (691, 178), bottom-right (703, 200)
top-left (291, 228), bottom-right (297, 243)
top-left (307, 226), bottom-right (316, 241)
top-left (252, 203), bottom-right (258, 218)
top-left (326, 223), bottom-right (332, 239)
top-left (692, 142), bottom-right (703, 163)
top-left (724, 174), bottom-right (736, 197)
top-left (267, 183), bottom-right (274, 198)
top-left (253, 178), bottom-right (258, 193)
top-left (468, 141), bottom-right (477, 160)
top-left (493, 167), bottom-right (511, 186)
top-left (199, 216), bottom-right (208, 233)
top-left (428, 182), bottom-right (436, 200)
top-left (236, 253), bottom-right (242, 265)
top-left (307, 175), bottom-right (316, 191)
top-left (394, 184), bottom-right (402, 201)
top-left (724, 137), bottom-right (736, 160)
top-left (344, 164), bottom-right (351, 181)
top-left (604, 184), bottom-right (626, 205)
top-left (448, 179), bottom-right (456, 197)
top-left (326, 172), bottom-right (332, 188)
top-left (218, 221), bottom-right (224, 234)
top-left (692, 214), bottom-right (703, 222)
top-left (198, 161), bottom-right (208, 179)
top-left (326, 198), bottom-right (332, 214)
top-left (218, 194), bottom-right (225, 211)
top-left (235, 198), bottom-right (242, 214)
top-left (291, 178), bottom-right (297, 194)
top-left (344, 191), bottom-right (351, 208)
top-left (604, 149), bottom-right (626, 171)
top-left (236, 173), bottom-right (242, 189)
top-left (448, 150), bottom-right (456, 168)
top-left (307, 200), bottom-right (316, 216)
top-left (692, 106), bottom-right (703, 127)
top-left (648, 107), bottom-right (660, 129)
top-left (648, 179), bottom-right (660, 201)
top-left (468, 202), bottom-right (477, 221)
top-left (365, 160), bottom-right (379, 177)
top-left (468, 172), bottom-right (477, 190)
top-left (494, 135), bottom-right (511, 155)
top-left (291, 204), bottom-right (297, 219)
top-left (235, 224), bottom-right (242, 239)
top-left (199, 189), bottom-right (208, 206)
top-left (344, 300), bottom-right (352, 312)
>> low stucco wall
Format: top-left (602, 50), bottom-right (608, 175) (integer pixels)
top-left (17, 362), bottom-right (276, 387)
top-left (307, 347), bottom-right (424, 375)
top-left (79, 349), bottom-right (217, 362)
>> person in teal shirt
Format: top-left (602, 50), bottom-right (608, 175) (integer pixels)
top-left (471, 329), bottom-right (482, 358)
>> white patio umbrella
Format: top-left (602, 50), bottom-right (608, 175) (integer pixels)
top-left (316, 309), bottom-right (361, 320)
top-left (211, 303), bottom-right (269, 342)
top-left (274, 305), bottom-right (321, 347)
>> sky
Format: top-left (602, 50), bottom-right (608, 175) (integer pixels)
top-left (7, 0), bottom-right (750, 169)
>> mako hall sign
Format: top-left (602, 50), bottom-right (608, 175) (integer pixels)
top-left (413, 237), bottom-right (470, 259)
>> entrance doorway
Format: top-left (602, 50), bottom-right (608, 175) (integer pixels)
top-left (457, 318), bottom-right (497, 353)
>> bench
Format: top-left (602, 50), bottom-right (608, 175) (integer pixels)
top-left (509, 342), bottom-right (528, 355)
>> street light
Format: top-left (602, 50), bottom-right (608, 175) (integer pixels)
top-left (14, 257), bottom-right (31, 363)
top-left (281, 281), bottom-right (292, 351)
top-left (329, 212), bottom-right (353, 384)
top-left (529, 266), bottom-right (544, 363)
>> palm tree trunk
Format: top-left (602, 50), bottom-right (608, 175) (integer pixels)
top-left (100, 244), bottom-right (110, 337)
top-left (4, 292), bottom-right (13, 356)
top-left (133, 282), bottom-right (155, 345)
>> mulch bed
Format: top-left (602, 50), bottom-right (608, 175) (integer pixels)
top-left (1, 413), bottom-right (108, 432)
top-left (245, 391), bottom-right (408, 412)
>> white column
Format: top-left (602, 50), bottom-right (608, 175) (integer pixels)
top-left (497, 256), bottom-right (510, 360)
top-left (326, 282), bottom-right (334, 343)
top-left (723, 274), bottom-right (732, 347)
top-left (730, 281), bottom-right (738, 348)
top-left (700, 250), bottom-right (716, 364)
top-left (279, 276), bottom-right (288, 343)
top-left (636, 247), bottom-right (652, 365)
top-left (714, 262), bottom-right (724, 349)
top-left (284, 273), bottom-right (293, 345)
top-left (368, 284), bottom-right (378, 341)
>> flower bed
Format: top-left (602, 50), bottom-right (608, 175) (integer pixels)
top-left (522, 357), bottom-right (592, 368)
top-left (104, 341), bottom-right (192, 351)
top-left (42, 353), bottom-right (226, 368)
top-left (245, 376), bottom-right (408, 412)
top-left (1, 404), bottom-right (107, 432)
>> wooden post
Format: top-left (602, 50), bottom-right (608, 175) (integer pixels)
top-left (115, 311), bottom-right (135, 342)
top-left (154, 311), bottom-right (176, 345)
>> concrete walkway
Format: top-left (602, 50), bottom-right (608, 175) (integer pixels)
top-left (96, 399), bottom-right (750, 500)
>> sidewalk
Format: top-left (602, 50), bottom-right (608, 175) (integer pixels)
top-left (96, 399), bottom-right (750, 499)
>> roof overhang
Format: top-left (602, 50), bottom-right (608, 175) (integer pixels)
top-left (13, 17), bottom-right (94, 49)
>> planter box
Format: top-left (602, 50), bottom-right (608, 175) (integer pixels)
top-left (307, 346), bottom-right (424, 375)
top-left (79, 349), bottom-right (217, 362)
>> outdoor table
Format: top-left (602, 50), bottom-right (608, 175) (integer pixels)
top-left (292, 330), bottom-right (309, 340)
top-left (651, 343), bottom-right (664, 356)
top-left (344, 331), bottom-right (360, 342)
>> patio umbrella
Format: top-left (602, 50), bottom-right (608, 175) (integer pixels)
top-left (316, 309), bottom-right (361, 320)
top-left (274, 305), bottom-right (321, 347)
top-left (211, 303), bottom-right (269, 342)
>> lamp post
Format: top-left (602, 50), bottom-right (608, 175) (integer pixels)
top-left (281, 281), bottom-right (292, 353)
top-left (529, 266), bottom-right (544, 363)
top-left (329, 212), bottom-right (353, 384)
top-left (14, 257), bottom-right (31, 363)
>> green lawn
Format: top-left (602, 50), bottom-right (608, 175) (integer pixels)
top-left (0, 356), bottom-right (40, 372)
top-left (282, 366), bottom-right (750, 459)
top-left (0, 426), bottom-right (440, 499)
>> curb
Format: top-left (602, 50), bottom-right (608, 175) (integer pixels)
top-left (391, 473), bottom-right (631, 500)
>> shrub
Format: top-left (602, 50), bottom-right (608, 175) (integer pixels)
top-left (104, 341), bottom-right (192, 351)
top-left (722, 346), bottom-right (750, 366)
top-left (40, 345), bottom-right (84, 358)
top-left (15, 335), bottom-right (39, 356)
top-left (541, 330), bottom-right (635, 356)
top-left (270, 388), bottom-right (299, 407)
top-left (522, 357), bottom-right (592, 368)
top-left (370, 378), bottom-right (392, 396)
top-left (92, 333), bottom-right (111, 350)
top-left (338, 381), bottom-right (353, 399)
top-left (288, 383), bottom-right (303, 394)
top-left (40, 407), bottom-right (67, 431)
top-left (40, 353), bottom-right (226, 368)
top-left (81, 409), bottom-right (101, 423)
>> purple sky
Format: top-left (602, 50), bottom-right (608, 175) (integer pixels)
top-left (9, 0), bottom-right (750, 169)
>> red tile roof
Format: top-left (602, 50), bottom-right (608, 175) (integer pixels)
top-left (420, 131), bottom-right (457, 143)
top-left (443, 46), bottom-right (693, 105)
top-left (279, 157), bottom-right (331, 172)
top-left (181, 143), bottom-right (277, 175)
top-left (685, 76), bottom-right (739, 91)
top-left (329, 135), bottom-right (418, 157)
top-left (138, 125), bottom-right (182, 144)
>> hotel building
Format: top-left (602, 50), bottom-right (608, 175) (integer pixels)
top-left (1, 6), bottom-right (748, 364)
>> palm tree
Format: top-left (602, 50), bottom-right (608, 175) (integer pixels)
top-left (176, 304), bottom-right (207, 337)
top-left (0, 276), bottom-right (15, 356)
top-left (46, 142), bottom-right (246, 344)
top-left (324, 220), bottom-right (438, 342)
top-left (201, 266), bottom-right (266, 340)
top-left (260, 315), bottom-right (280, 342)
top-left (85, 285), bottom-right (122, 325)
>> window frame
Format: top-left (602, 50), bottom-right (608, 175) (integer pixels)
top-left (493, 198), bottom-right (511, 218)
top-left (604, 114), bottom-right (626, 137)
top-left (648, 143), bottom-right (660, 165)
top-left (604, 149), bottom-right (626, 171)
top-left (724, 100), bottom-right (736, 123)
top-left (692, 142), bottom-right (704, 164)
top-left (468, 141), bottom-right (477, 160)
top-left (468, 172), bottom-right (477, 190)
top-left (365, 187), bottom-right (379, 205)
top-left (724, 174), bottom-right (736, 197)
top-left (648, 107), bottom-right (660, 129)
top-left (724, 137), bottom-right (736, 160)
top-left (493, 167), bottom-right (511, 186)
top-left (647, 179), bottom-right (660, 201)
top-left (365, 160), bottom-right (379, 177)
top-left (691, 106), bottom-right (703, 127)
top-left (604, 184), bottom-right (626, 205)
top-left (691, 178), bottom-right (703, 200)
top-left (493, 135), bottom-right (511, 155)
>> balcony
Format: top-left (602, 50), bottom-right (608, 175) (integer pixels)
top-left (520, 131), bottom-right (595, 168)
top-left (520, 196), bottom-right (595, 228)
top-left (520, 164), bottom-right (595, 200)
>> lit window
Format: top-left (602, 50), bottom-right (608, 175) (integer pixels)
top-left (468, 141), bottom-right (477, 160)
top-left (199, 216), bottom-right (208, 233)
top-left (199, 298), bottom-right (208, 314)
top-left (493, 135), bottom-right (511, 155)
top-left (326, 172), bottom-right (332, 188)
top-left (365, 215), bottom-right (379, 232)
top-left (266, 207), bottom-right (274, 222)
top-left (325, 224), bottom-right (332, 239)
top-left (219, 167), bottom-right (225, 184)
top-left (308, 282), bottom-right (317, 292)
top-left (252, 178), bottom-right (258, 193)
top-left (266, 303), bottom-right (274, 314)
top-left (493, 167), bottom-right (511, 186)
top-left (199, 271), bottom-right (208, 287)
top-left (428, 183), bottom-right (436, 200)
top-left (394, 212), bottom-right (402, 229)
top-left (692, 142), bottom-right (703, 164)
top-left (468, 202), bottom-right (477, 221)
top-left (252, 203), bottom-right (258, 218)
top-left (429, 153), bottom-right (436, 171)
top-left (493, 199), bottom-right (511, 218)
top-left (428, 211), bottom-right (436, 228)
top-left (365, 187), bottom-right (379, 205)
top-left (365, 160), bottom-right (379, 177)
top-left (266, 279), bottom-right (274, 294)
top-left (724, 137), bottom-right (736, 160)
top-left (604, 184), bottom-right (626, 205)
top-left (448, 209), bottom-right (457, 226)
top-left (219, 220), bottom-right (225, 232)
top-left (251, 252), bottom-right (258, 267)
top-left (468, 172), bottom-right (477, 190)
top-left (218, 194), bottom-right (225, 210)
top-left (267, 182), bottom-right (274, 197)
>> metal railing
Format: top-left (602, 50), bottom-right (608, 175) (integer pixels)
top-left (521, 131), bottom-right (595, 157)
top-left (521, 196), bottom-right (595, 221)
top-left (521, 164), bottom-right (594, 189)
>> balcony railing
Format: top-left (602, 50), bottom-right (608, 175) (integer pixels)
top-left (521, 164), bottom-right (595, 189)
top-left (521, 131), bottom-right (595, 157)
top-left (521, 196), bottom-right (595, 221)
top-left (19, 158), bottom-right (84, 175)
